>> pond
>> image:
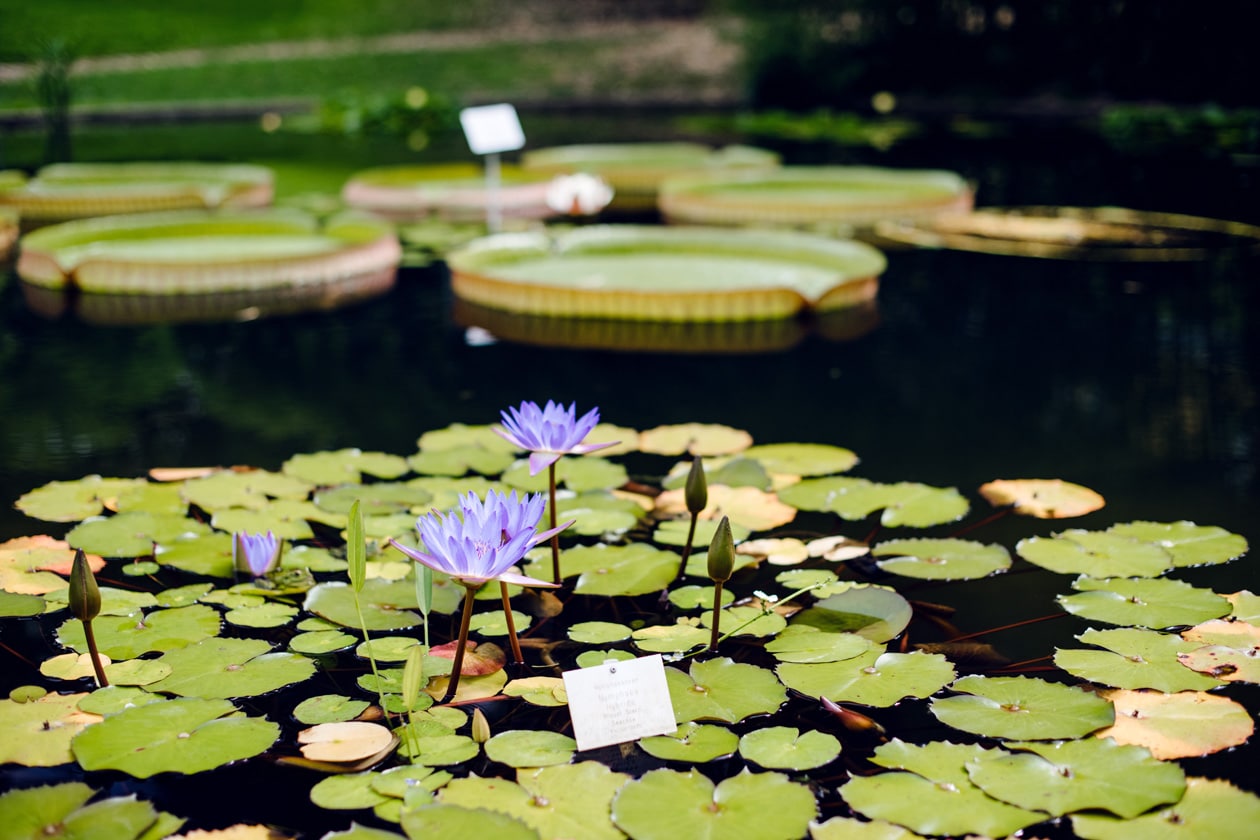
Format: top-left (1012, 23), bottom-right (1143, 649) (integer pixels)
top-left (0, 126), bottom-right (1257, 838)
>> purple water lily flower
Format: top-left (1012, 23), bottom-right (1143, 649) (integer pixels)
top-left (233, 530), bottom-right (282, 577)
top-left (389, 489), bottom-right (568, 588)
top-left (496, 400), bottom-right (617, 475)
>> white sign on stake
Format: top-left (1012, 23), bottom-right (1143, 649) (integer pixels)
top-left (458, 103), bottom-right (526, 233)
top-left (562, 654), bottom-right (678, 752)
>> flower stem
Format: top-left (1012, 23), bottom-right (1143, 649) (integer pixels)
top-left (708, 580), bottom-right (725, 653)
top-left (675, 512), bottom-right (699, 583)
top-left (82, 619), bottom-right (109, 688)
top-left (442, 584), bottom-right (478, 704)
top-left (548, 462), bottom-right (561, 584)
top-left (501, 581), bottom-right (525, 667)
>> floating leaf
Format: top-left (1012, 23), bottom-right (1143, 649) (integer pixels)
top-left (872, 538), bottom-right (1011, 580)
top-left (637, 423), bottom-right (754, 456)
top-left (547, 544), bottom-right (678, 597)
top-left (469, 609), bottom-right (532, 637)
top-left (41, 652), bottom-right (112, 682)
top-left (1057, 577), bottom-right (1232, 628)
top-left (305, 580), bottom-right (428, 630)
top-left (0, 781), bottom-right (168, 840)
top-left (410, 445), bottom-right (516, 478)
top-left (294, 694), bottom-right (372, 725)
top-left (566, 621), bottom-right (632, 644)
top-left (552, 491), bottom-right (646, 537)
top-left (740, 442), bottom-right (859, 477)
top-left (502, 456), bottom-right (628, 493)
top-left (1177, 645), bottom-right (1260, 683)
top-left (840, 767), bottom-right (1042, 838)
top-left (805, 535), bottom-right (872, 562)
top-left (655, 485), bottom-right (797, 532)
top-left (77, 685), bottom-right (163, 716)
top-left (210, 501), bottom-right (327, 541)
top-left (669, 585), bottom-right (735, 611)
top-left (56, 604), bottom-right (222, 660)
top-left (738, 726), bottom-right (841, 771)
top-left (0, 590), bottom-right (44, 617)
top-left (575, 649), bottom-right (637, 668)
top-left (966, 736), bottom-right (1185, 818)
top-left (931, 675), bottom-right (1115, 740)
top-left (401, 802), bottom-right (539, 840)
top-left (664, 457), bottom-right (772, 491)
top-left (314, 483), bottom-right (434, 517)
top-left (612, 768), bottom-right (815, 840)
top-left (155, 533), bottom-right (235, 577)
top-left (0, 536), bottom-right (104, 594)
top-left (791, 586), bottom-right (912, 642)
top-left (0, 692), bottom-right (101, 766)
top-left (144, 637), bottom-right (317, 698)
top-left (225, 602), bottom-right (299, 629)
top-left (639, 721), bottom-right (739, 763)
top-left (67, 512), bottom-right (212, 558)
top-left (699, 605), bottom-right (787, 638)
top-left (72, 696), bottom-right (279, 778)
top-left (778, 650), bottom-right (955, 708)
top-left (1095, 688), bottom-right (1254, 759)
top-left (1106, 520), bottom-right (1248, 568)
top-left (371, 764), bottom-right (453, 799)
top-left (779, 478), bottom-right (967, 527)
top-left (503, 677), bottom-right (568, 707)
top-left (100, 659), bottom-right (171, 689)
top-left (808, 816), bottom-right (920, 840)
top-left (764, 625), bottom-right (875, 663)
top-left (1071, 777), bottom-right (1260, 840)
top-left (1227, 590), bottom-right (1260, 622)
top-left (180, 469), bottom-right (313, 512)
top-left (1054, 627), bottom-right (1226, 691)
top-left (978, 478), bottom-right (1105, 518)
top-left (310, 772), bottom-right (392, 811)
top-left (631, 622), bottom-right (711, 654)
top-left (736, 538), bottom-right (809, 566)
top-left (1017, 530), bottom-right (1172, 578)
top-left (665, 657), bottom-right (786, 723)
top-left (283, 448), bottom-right (411, 485)
top-left (417, 422), bottom-right (518, 454)
top-left (290, 630), bottom-right (358, 655)
top-left (298, 722), bottom-right (396, 762)
top-left (484, 730), bottom-right (577, 767)
top-left (395, 733), bottom-right (478, 766)
top-left (15, 475), bottom-right (148, 522)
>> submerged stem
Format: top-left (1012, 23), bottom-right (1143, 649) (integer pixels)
top-left (443, 584), bottom-right (478, 704)
top-left (949, 611), bottom-right (1067, 643)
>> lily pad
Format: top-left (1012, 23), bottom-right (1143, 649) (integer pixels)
top-left (501, 457), bottom-right (628, 493)
top-left (502, 677), bottom-right (568, 707)
top-left (410, 445), bottom-right (516, 478)
top-left (931, 674), bottom-right (1115, 740)
top-left (180, 469), bottom-right (314, 511)
top-left (290, 629), bottom-right (358, 655)
top-left (965, 736), bottom-right (1186, 818)
top-left (401, 802), bottom-right (539, 840)
top-left (736, 538), bottom-right (810, 566)
top-left (225, 601), bottom-right (300, 629)
top-left (545, 544), bottom-right (678, 597)
top-left (144, 637), bottom-right (317, 698)
top-left (1016, 530), bottom-right (1172, 578)
top-left (638, 721), bottom-right (739, 763)
top-left (638, 423), bottom-right (754, 456)
top-left (1177, 644), bottom-right (1260, 683)
top-left (612, 768), bottom-right (816, 840)
top-left (977, 478), bottom-right (1105, 518)
top-left (808, 817), bottom-right (920, 840)
top-left (310, 772), bottom-right (392, 811)
top-left (0, 590), bottom-right (45, 617)
top-left (764, 625), bottom-right (875, 663)
top-left (298, 721), bottom-right (396, 762)
top-left (283, 449), bottom-right (411, 485)
top-left (314, 483), bottom-right (434, 517)
top-left (66, 512), bottom-right (212, 558)
top-left (1071, 777), bottom-right (1260, 840)
top-left (1053, 627), bottom-right (1226, 691)
top-left (738, 726), bottom-right (841, 771)
top-left (777, 650), bottom-right (955, 708)
top-left (740, 442), bottom-right (860, 477)
top-left (395, 733), bottom-right (479, 766)
top-left (1095, 688), bottom-right (1254, 759)
top-left (665, 657), bottom-right (786, 723)
top-left (304, 580), bottom-right (428, 630)
top-left (15, 475), bottom-right (149, 522)
top-left (0, 782), bottom-right (170, 840)
top-left (0, 692), bottom-right (101, 766)
top-left (56, 604), bottom-right (222, 660)
top-left (778, 478), bottom-right (968, 527)
top-left (484, 730), bottom-right (577, 767)
top-left (791, 586), bottom-right (912, 642)
top-left (154, 532), bottom-right (235, 577)
top-left (872, 538), bottom-right (1011, 580)
top-left (71, 696), bottom-right (279, 778)
top-left (631, 622), bottom-right (711, 654)
top-left (655, 485), bottom-right (797, 532)
top-left (294, 694), bottom-right (372, 725)
top-left (1106, 520), bottom-right (1248, 568)
top-left (567, 621), bottom-right (633, 644)
top-left (699, 605), bottom-right (787, 638)
top-left (1057, 577), bottom-right (1232, 628)
top-left (669, 585), bottom-right (736, 611)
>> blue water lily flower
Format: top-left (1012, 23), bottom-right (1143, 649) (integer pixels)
top-left (390, 489), bottom-right (568, 588)
top-left (496, 400), bottom-right (618, 475)
top-left (233, 530), bottom-right (282, 577)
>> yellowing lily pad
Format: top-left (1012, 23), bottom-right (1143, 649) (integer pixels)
top-left (1095, 688), bottom-right (1254, 759)
top-left (298, 721), bottom-right (397, 762)
top-left (15, 476), bottom-right (149, 522)
top-left (977, 478), bottom-right (1106, 518)
top-left (638, 423), bottom-right (754, 456)
top-left (654, 485), bottom-right (797, 532)
top-left (0, 692), bottom-right (101, 766)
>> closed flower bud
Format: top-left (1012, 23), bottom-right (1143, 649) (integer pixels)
top-left (68, 548), bottom-right (101, 622)
top-left (707, 516), bottom-right (735, 583)
top-left (471, 707), bottom-right (491, 744)
top-left (684, 456), bottom-right (707, 515)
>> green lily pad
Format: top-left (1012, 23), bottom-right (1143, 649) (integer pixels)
top-left (77, 686), bottom-right (163, 716)
top-left (777, 650), bottom-right (955, 708)
top-left (503, 677), bottom-right (568, 707)
top-left (639, 721), bottom-right (738, 763)
top-left (324, 823), bottom-right (411, 840)
top-left (575, 649), bottom-right (637, 668)
top-left (567, 621), bottom-right (633, 644)
top-left (210, 500), bottom-right (330, 540)
top-left (484, 729), bottom-right (577, 767)
top-left (66, 512), bottom-right (212, 558)
top-left (469, 609), bottom-right (533, 637)
top-left (808, 816), bottom-right (921, 840)
top-left (1054, 627), bottom-right (1226, 691)
top-left (764, 625), bottom-right (875, 663)
top-left (154, 532), bottom-right (234, 577)
top-left (113, 481), bottom-right (188, 515)
top-left (0, 781), bottom-right (170, 840)
top-left (284, 448), bottom-right (411, 485)
top-left (144, 636), bottom-right (317, 698)
top-left (872, 538), bottom-right (1011, 580)
top-left (791, 585), bottom-right (912, 642)
top-left (121, 560), bottom-right (160, 577)
top-left (155, 583), bottom-right (214, 607)
top-left (181, 469), bottom-right (313, 511)
top-left (290, 629), bottom-right (358, 655)
top-left (700, 605), bottom-right (787, 638)
top-left (410, 445), bottom-right (516, 477)
top-left (0, 692), bottom-right (100, 766)
top-left (395, 733), bottom-right (478, 765)
top-left (285, 544), bottom-right (348, 573)
top-left (654, 517), bottom-right (751, 549)
top-left (632, 622), bottom-right (712, 654)
top-left (501, 456), bottom-right (629, 494)
top-left (1057, 577), bottom-right (1232, 628)
top-left (0, 590), bottom-right (44, 617)
top-left (56, 604), bottom-right (222, 659)
top-left (931, 674), bottom-right (1115, 740)
top-left (71, 696), bottom-right (279, 778)
top-left (45, 585), bottom-right (158, 617)
top-left (404, 476), bottom-right (507, 511)
top-left (552, 491), bottom-right (647, 537)
top-left (103, 658), bottom-right (172, 687)
top-left (669, 585), bottom-right (736, 611)
top-left (740, 442), bottom-right (859, 477)
top-left (778, 477), bottom-right (968, 527)
top-left (356, 636), bottom-right (424, 662)
top-left (1017, 530), bottom-right (1172, 578)
top-left (1106, 521), bottom-right (1249, 568)
top-left (1071, 777), bottom-right (1260, 840)
top-left (372, 764), bottom-right (454, 799)
top-left (225, 601), bottom-right (300, 628)
top-left (314, 482), bottom-right (434, 517)
top-left (543, 544), bottom-right (678, 597)
top-left (311, 772), bottom-right (393, 811)
top-left (666, 657), bottom-right (786, 723)
top-left (401, 802), bottom-right (539, 840)
top-left (663, 457), bottom-right (773, 491)
top-left (294, 694), bottom-right (372, 724)
top-left (41, 652), bottom-right (110, 682)
top-left (418, 422), bottom-right (519, 454)
top-left (966, 737), bottom-right (1186, 818)
top-left (304, 580), bottom-right (427, 630)
top-left (612, 768), bottom-right (816, 840)
top-left (738, 726), bottom-right (841, 771)
top-left (15, 476), bottom-right (148, 522)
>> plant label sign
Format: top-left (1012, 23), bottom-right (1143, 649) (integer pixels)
top-left (563, 654), bottom-right (677, 751)
top-left (458, 103), bottom-right (526, 155)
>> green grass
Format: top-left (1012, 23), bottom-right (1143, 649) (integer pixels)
top-left (0, 0), bottom-right (504, 62)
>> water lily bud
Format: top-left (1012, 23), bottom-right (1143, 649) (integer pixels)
top-left (68, 548), bottom-right (101, 622)
top-left (684, 456), bottom-right (707, 515)
top-left (471, 707), bottom-right (491, 744)
top-left (707, 516), bottom-right (735, 583)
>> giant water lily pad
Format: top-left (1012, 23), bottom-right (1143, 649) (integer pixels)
top-left (144, 637), bottom-right (317, 698)
top-left (1071, 777), bottom-right (1260, 840)
top-left (0, 692), bottom-right (101, 766)
top-left (1095, 688), bottom-right (1254, 759)
top-left (446, 226), bottom-right (886, 322)
top-left (1057, 577), bottom-right (1232, 628)
top-left (666, 657), bottom-right (787, 723)
top-left (777, 650), bottom-right (955, 708)
top-left (1053, 627), bottom-right (1226, 691)
top-left (612, 768), bottom-right (816, 840)
top-left (71, 696), bottom-right (279, 777)
top-left (965, 737), bottom-right (1186, 818)
top-left (872, 538), bottom-right (1011, 580)
top-left (931, 675), bottom-right (1115, 740)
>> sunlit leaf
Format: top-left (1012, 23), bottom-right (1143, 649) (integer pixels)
top-left (1071, 777), bottom-right (1260, 840)
top-left (210, 500), bottom-right (333, 541)
top-left (736, 538), bottom-right (809, 566)
top-left (310, 772), bottom-right (392, 811)
top-left (56, 604), bottom-right (222, 660)
top-left (293, 694), bottom-right (372, 725)
top-left (764, 625), bottom-right (875, 663)
top-left (1106, 520), bottom-right (1248, 568)
top-left (0, 781), bottom-right (167, 840)
top-left (931, 675), bottom-right (1115, 740)
top-left (484, 729), bottom-right (576, 767)
top-left (699, 604), bottom-right (787, 638)
top-left (544, 544), bottom-right (678, 597)
top-left (566, 621), bottom-right (632, 644)
top-left (631, 622), bottom-right (711, 654)
top-left (840, 768), bottom-right (1042, 838)
top-left (1054, 627), bottom-right (1226, 691)
top-left (0, 692), bottom-right (101, 766)
top-left (298, 721), bottom-right (396, 762)
top-left (1095, 688), bottom-right (1254, 759)
top-left (872, 538), bottom-right (1011, 580)
top-left (225, 602), bottom-right (299, 629)
top-left (1017, 530), bottom-right (1172, 578)
top-left (665, 657), bottom-right (786, 723)
top-left (144, 637), bottom-right (317, 698)
top-left (401, 802), bottom-right (538, 840)
top-left (740, 442), bottom-right (859, 477)
top-left (305, 580), bottom-right (427, 630)
top-left (808, 816), bottom-right (920, 840)
top-left (155, 533), bottom-right (235, 577)
top-left (637, 423), bottom-right (754, 457)
top-left (314, 483), bottom-right (433, 517)
top-left (655, 485), bottom-right (797, 532)
top-left (805, 535), bottom-right (871, 562)
top-left (791, 585), bottom-right (912, 642)
top-left (1057, 576), bottom-right (1232, 628)
top-left (778, 650), bottom-right (955, 708)
top-left (283, 449), bottom-right (411, 485)
top-left (502, 677), bottom-right (567, 707)
top-left (468, 609), bottom-right (532, 637)
top-left (441, 762), bottom-right (628, 840)
top-left (67, 512), bottom-right (212, 558)
top-left (180, 469), bottom-right (313, 512)
top-left (738, 726), bottom-right (841, 771)
top-left (639, 721), bottom-right (739, 763)
top-left (977, 478), bottom-right (1105, 518)
top-left (15, 476), bottom-right (148, 522)
top-left (668, 584), bottom-right (735, 611)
